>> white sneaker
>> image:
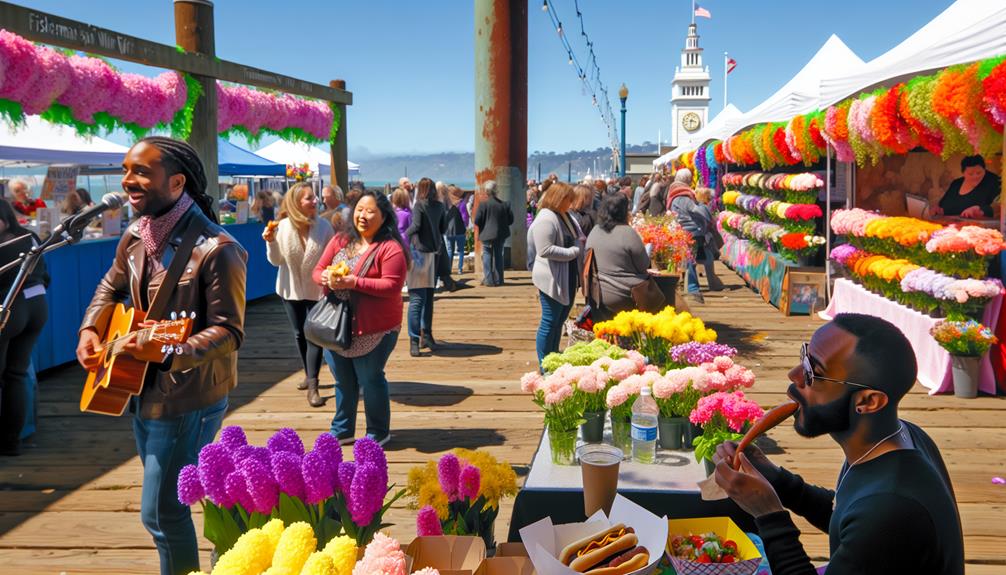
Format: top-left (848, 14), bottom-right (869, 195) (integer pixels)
top-left (337, 436), bottom-right (356, 446)
top-left (436, 280), bottom-right (444, 289)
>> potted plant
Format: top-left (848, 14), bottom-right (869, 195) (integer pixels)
top-left (651, 369), bottom-right (703, 450)
top-left (930, 319), bottom-right (998, 398)
top-left (689, 392), bottom-right (764, 476)
top-left (633, 214), bottom-right (695, 304)
top-left (522, 369), bottom-right (584, 465)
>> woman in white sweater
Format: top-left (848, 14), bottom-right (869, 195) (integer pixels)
top-left (264, 183), bottom-right (335, 406)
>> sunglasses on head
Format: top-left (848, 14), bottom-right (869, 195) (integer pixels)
top-left (800, 342), bottom-right (878, 391)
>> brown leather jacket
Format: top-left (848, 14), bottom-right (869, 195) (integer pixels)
top-left (80, 206), bottom-right (248, 419)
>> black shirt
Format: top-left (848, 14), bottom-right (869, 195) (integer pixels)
top-left (0, 230), bottom-right (50, 294)
top-left (938, 172), bottom-right (1001, 217)
top-left (754, 421), bottom-right (964, 575)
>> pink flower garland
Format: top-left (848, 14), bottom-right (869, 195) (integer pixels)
top-left (217, 82), bottom-right (334, 142)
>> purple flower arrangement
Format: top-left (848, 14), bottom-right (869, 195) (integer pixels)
top-left (416, 453), bottom-right (487, 540)
top-left (177, 426), bottom-right (403, 552)
top-left (900, 268), bottom-right (1004, 304)
top-left (669, 342), bottom-right (739, 366)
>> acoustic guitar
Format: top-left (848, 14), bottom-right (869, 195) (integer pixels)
top-left (80, 303), bottom-right (193, 416)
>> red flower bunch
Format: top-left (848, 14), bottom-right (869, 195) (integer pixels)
top-left (780, 233), bottom-right (809, 250)
top-left (772, 125), bottom-right (799, 165)
top-left (784, 204), bottom-right (823, 221)
top-left (870, 84), bottom-right (916, 155)
top-left (980, 56), bottom-right (1006, 130)
top-left (713, 141), bottom-right (726, 165)
top-left (808, 115), bottom-right (828, 150)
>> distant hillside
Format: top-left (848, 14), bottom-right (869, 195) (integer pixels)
top-left (356, 143), bottom-right (659, 183)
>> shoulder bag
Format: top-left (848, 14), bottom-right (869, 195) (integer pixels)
top-left (630, 275), bottom-right (666, 313)
top-left (305, 244), bottom-right (379, 351)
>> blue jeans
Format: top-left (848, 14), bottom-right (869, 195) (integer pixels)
top-left (447, 234), bottom-right (466, 274)
top-left (133, 396), bottom-right (228, 575)
top-left (482, 240), bottom-right (505, 286)
top-left (686, 260), bottom-right (701, 294)
top-left (325, 331), bottom-right (399, 440)
top-left (407, 288), bottom-right (434, 339)
top-left (536, 291), bottom-right (573, 370)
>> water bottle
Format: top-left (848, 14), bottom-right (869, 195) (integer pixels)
top-left (631, 386), bottom-right (659, 464)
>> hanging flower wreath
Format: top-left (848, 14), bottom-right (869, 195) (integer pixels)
top-left (217, 82), bottom-right (340, 145)
top-left (0, 30), bottom-right (199, 139)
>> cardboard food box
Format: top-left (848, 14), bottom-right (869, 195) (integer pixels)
top-left (518, 495), bottom-right (668, 575)
top-left (407, 535), bottom-right (486, 575)
top-left (665, 517), bottom-right (761, 575)
top-left (474, 555), bottom-right (537, 575)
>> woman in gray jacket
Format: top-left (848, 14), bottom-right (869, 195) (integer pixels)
top-left (586, 193), bottom-right (650, 321)
top-left (527, 181), bottom-right (584, 370)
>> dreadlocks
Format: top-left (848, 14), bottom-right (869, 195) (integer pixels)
top-left (139, 136), bottom-right (218, 223)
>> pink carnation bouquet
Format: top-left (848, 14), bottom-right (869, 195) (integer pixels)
top-left (689, 392), bottom-right (764, 463)
top-left (651, 367), bottom-right (705, 418)
top-left (695, 356), bottom-right (756, 393)
top-left (524, 367), bottom-right (584, 433)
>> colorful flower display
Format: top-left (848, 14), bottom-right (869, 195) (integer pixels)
top-left (632, 213), bottom-right (695, 273)
top-left (930, 319), bottom-right (999, 357)
top-left (539, 339), bottom-right (627, 373)
top-left (689, 391), bottom-right (764, 463)
top-left (593, 307), bottom-right (717, 369)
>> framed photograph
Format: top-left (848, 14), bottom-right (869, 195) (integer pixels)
top-left (782, 268), bottom-right (827, 316)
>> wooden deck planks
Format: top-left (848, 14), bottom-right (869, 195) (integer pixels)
top-left (0, 265), bottom-right (1002, 574)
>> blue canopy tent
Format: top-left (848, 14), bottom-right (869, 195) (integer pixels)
top-left (218, 138), bottom-right (285, 176)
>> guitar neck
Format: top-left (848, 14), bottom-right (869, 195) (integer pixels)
top-left (105, 327), bottom-right (152, 358)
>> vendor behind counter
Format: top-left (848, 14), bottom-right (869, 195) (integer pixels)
top-left (932, 154), bottom-right (1002, 219)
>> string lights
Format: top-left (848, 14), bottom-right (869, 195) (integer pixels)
top-left (542, 0), bottom-right (620, 162)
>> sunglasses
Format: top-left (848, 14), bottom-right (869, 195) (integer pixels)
top-left (800, 343), bottom-right (877, 390)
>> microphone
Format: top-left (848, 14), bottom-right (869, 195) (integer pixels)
top-left (54, 192), bottom-right (127, 236)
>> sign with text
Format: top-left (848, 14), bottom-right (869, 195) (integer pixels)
top-left (40, 165), bottom-right (79, 203)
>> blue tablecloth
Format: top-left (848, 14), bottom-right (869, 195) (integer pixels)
top-left (29, 222), bottom-right (277, 372)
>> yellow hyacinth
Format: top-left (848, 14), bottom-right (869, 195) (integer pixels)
top-left (322, 535), bottom-right (358, 575)
top-left (211, 529), bottom-right (275, 575)
top-left (299, 552), bottom-right (336, 575)
top-left (406, 449), bottom-right (518, 517)
top-left (262, 518), bottom-right (287, 556)
top-left (265, 522), bottom-right (317, 575)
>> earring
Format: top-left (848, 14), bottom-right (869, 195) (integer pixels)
top-left (856, 408), bottom-right (863, 414)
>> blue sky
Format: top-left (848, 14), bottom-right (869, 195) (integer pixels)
top-left (26, 0), bottom-right (954, 156)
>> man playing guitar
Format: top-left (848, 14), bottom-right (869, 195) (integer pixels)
top-left (76, 137), bottom-right (247, 575)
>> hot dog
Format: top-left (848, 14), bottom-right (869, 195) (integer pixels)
top-left (559, 524), bottom-right (650, 574)
top-left (733, 402), bottom-right (798, 469)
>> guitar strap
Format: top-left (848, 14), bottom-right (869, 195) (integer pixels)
top-left (145, 214), bottom-right (208, 321)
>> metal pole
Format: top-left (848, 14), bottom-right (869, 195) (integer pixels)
top-left (620, 97), bottom-right (627, 177)
top-left (825, 142), bottom-right (832, 304)
top-left (567, 161), bottom-right (571, 182)
top-left (174, 0), bottom-right (219, 205)
top-left (723, 52), bottom-right (728, 109)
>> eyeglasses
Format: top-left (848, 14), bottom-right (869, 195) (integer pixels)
top-left (801, 343), bottom-right (877, 390)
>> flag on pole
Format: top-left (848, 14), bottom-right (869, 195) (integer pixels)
top-left (694, 3), bottom-right (712, 18)
top-left (727, 57), bottom-right (737, 74)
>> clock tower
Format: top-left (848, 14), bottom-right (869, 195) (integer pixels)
top-left (670, 23), bottom-right (711, 147)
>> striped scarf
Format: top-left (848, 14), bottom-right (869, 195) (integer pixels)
top-left (138, 193), bottom-right (194, 259)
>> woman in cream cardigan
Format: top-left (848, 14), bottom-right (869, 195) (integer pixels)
top-left (264, 183), bottom-right (335, 407)
top-left (527, 181), bottom-right (584, 371)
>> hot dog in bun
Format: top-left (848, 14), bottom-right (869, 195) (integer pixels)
top-left (558, 523), bottom-right (650, 574)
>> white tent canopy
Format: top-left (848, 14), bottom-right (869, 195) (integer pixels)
top-left (654, 104), bottom-right (743, 166)
top-left (255, 139), bottom-right (360, 178)
top-left (819, 0), bottom-right (1006, 108)
top-left (0, 116), bottom-right (129, 167)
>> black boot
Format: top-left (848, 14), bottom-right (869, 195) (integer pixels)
top-left (306, 378), bottom-right (326, 408)
top-left (420, 332), bottom-right (440, 351)
top-left (0, 435), bottom-right (21, 456)
top-left (410, 338), bottom-right (422, 357)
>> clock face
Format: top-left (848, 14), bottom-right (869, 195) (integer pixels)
top-left (682, 112), bottom-right (701, 132)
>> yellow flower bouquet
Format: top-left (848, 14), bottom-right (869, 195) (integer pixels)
top-left (593, 307), bottom-right (717, 369)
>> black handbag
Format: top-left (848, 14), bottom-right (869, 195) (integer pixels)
top-left (304, 245), bottom-right (379, 351)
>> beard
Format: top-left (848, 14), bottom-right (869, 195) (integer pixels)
top-left (789, 384), bottom-right (855, 438)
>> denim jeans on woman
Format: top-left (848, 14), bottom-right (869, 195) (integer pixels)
top-left (407, 288), bottom-right (434, 339)
top-left (132, 396), bottom-right (228, 575)
top-left (325, 331), bottom-right (398, 440)
top-left (536, 291), bottom-right (574, 370)
top-left (447, 234), bottom-right (466, 274)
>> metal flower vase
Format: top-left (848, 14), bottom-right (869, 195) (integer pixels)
top-left (950, 354), bottom-right (980, 398)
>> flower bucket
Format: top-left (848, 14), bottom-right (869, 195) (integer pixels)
top-left (683, 422), bottom-right (702, 447)
top-left (548, 426), bottom-right (577, 465)
top-left (950, 354), bottom-right (981, 399)
top-left (650, 273), bottom-right (679, 308)
top-left (658, 415), bottom-right (687, 450)
top-left (610, 415), bottom-right (632, 458)
top-left (580, 410), bottom-right (606, 444)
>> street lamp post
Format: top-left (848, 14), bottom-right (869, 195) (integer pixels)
top-left (619, 83), bottom-right (628, 177)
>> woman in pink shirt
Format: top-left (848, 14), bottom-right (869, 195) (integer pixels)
top-left (313, 190), bottom-right (408, 446)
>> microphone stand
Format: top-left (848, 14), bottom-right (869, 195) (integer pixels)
top-left (0, 221), bottom-right (86, 332)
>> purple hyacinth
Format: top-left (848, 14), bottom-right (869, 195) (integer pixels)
top-left (177, 464), bottom-right (205, 505)
top-left (348, 462), bottom-right (385, 526)
top-left (459, 464), bottom-right (481, 502)
top-left (226, 469), bottom-right (256, 511)
top-left (240, 457), bottom-right (279, 514)
top-left (438, 453), bottom-right (461, 502)
top-left (267, 428), bottom-right (305, 456)
top-left (197, 443), bottom-right (234, 506)
top-left (302, 449), bottom-right (335, 504)
top-left (416, 505), bottom-right (443, 536)
top-left (669, 342), bottom-right (738, 366)
top-left (337, 461), bottom-right (357, 498)
top-left (232, 445), bottom-right (271, 467)
top-left (271, 451), bottom-right (306, 500)
top-left (353, 437), bottom-right (388, 485)
top-left (218, 425), bottom-right (248, 450)
top-left (313, 433), bottom-right (344, 468)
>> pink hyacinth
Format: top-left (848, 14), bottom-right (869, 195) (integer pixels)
top-left (353, 532), bottom-right (407, 575)
top-left (438, 453), bottom-right (461, 501)
top-left (416, 505), bottom-right (444, 536)
top-left (459, 465), bottom-right (481, 501)
top-left (176, 464), bottom-right (204, 505)
top-left (521, 371), bottom-right (544, 393)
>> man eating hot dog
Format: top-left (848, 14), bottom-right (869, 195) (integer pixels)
top-left (712, 314), bottom-right (964, 574)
